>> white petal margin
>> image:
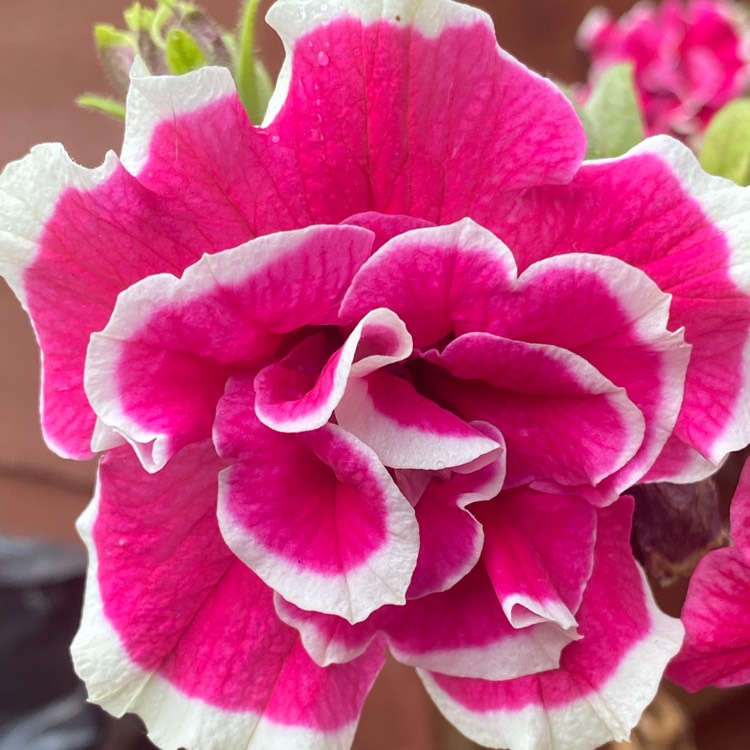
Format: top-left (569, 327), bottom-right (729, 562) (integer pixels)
top-left (0, 145), bottom-right (119, 458)
top-left (0, 144), bottom-right (119, 305)
top-left (85, 224), bottom-right (374, 472)
top-left (335, 373), bottom-right (503, 470)
top-left (263, 0), bottom-right (557, 127)
top-left (255, 308), bottom-right (413, 433)
top-left (626, 135), bottom-right (750, 467)
top-left (121, 58), bottom-right (238, 176)
top-left (419, 575), bottom-right (683, 750)
top-left (217, 423), bottom-right (420, 624)
top-left (72, 486), bottom-right (370, 750)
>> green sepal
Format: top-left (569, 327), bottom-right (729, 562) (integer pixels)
top-left (164, 27), bottom-right (209, 74)
top-left (699, 99), bottom-right (750, 186)
top-left (94, 23), bottom-right (135, 50)
top-left (76, 94), bottom-right (127, 121)
top-left (581, 63), bottom-right (646, 159)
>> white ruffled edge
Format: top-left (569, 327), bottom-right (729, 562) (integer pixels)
top-left (120, 58), bottom-right (238, 176)
top-left (217, 423), bottom-right (420, 624)
top-left (0, 144), bottom-right (119, 306)
top-left (72, 484), bottom-right (362, 750)
top-left (627, 136), bottom-right (750, 466)
top-left (85, 224), bottom-right (374, 472)
top-left (419, 568), bottom-right (684, 750)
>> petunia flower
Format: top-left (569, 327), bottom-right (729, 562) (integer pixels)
top-left (1, 0), bottom-right (750, 748)
top-left (579, 0), bottom-right (750, 138)
top-left (668, 458), bottom-right (750, 690)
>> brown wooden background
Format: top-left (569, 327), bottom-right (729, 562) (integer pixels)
top-left (0, 1), bottom-right (747, 748)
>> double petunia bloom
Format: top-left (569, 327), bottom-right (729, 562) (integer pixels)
top-left (579, 0), bottom-right (750, 137)
top-left (2, 1), bottom-right (750, 748)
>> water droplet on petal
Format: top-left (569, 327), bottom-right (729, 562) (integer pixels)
top-left (271, 134), bottom-right (280, 144)
top-left (317, 50), bottom-right (329, 67)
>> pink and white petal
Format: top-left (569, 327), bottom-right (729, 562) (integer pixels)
top-left (72, 441), bottom-right (384, 750)
top-left (335, 370), bottom-right (502, 471)
top-left (494, 137), bottom-right (750, 481)
top-left (406, 474), bottom-right (485, 600)
top-left (470, 252), bottom-right (690, 496)
top-left (382, 566), bottom-right (579, 680)
top-left (422, 333), bottom-right (645, 502)
top-left (265, 0), bottom-right (585, 218)
top-left (255, 309), bottom-right (412, 433)
top-left (341, 219), bottom-right (518, 348)
top-left (476, 489), bottom-right (597, 631)
top-left (408, 425), bottom-right (506, 599)
top-left (340, 212), bottom-right (435, 252)
top-left (0, 145), bottom-right (119, 458)
top-left (215, 376), bottom-right (418, 623)
top-left (275, 595), bottom-right (383, 668)
top-left (420, 499), bottom-right (684, 750)
top-left (85, 224), bottom-right (373, 470)
top-left (0, 68), bottom-right (269, 460)
top-left (278, 565), bottom-right (577, 681)
top-left (667, 547), bottom-right (750, 691)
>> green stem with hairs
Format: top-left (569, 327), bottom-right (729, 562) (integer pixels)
top-left (236, 0), bottom-right (264, 123)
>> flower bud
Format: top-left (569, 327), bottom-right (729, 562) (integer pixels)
top-left (630, 476), bottom-right (729, 585)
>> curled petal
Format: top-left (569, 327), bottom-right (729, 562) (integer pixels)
top-left (215, 376), bottom-right (419, 623)
top-left (255, 308), bottom-right (412, 433)
top-left (341, 219), bottom-right (518, 348)
top-left (278, 565), bottom-right (577, 681)
top-left (420, 498), bottom-right (684, 750)
top-left (407, 422), bottom-right (506, 599)
top-left (85, 224), bottom-right (373, 470)
top-left (335, 370), bottom-right (502, 471)
top-left (476, 489), bottom-right (597, 631)
top-left (422, 333), bottom-right (646, 503)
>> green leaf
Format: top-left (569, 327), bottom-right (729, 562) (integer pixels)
top-left (699, 99), bottom-right (750, 186)
top-left (164, 27), bottom-right (209, 74)
top-left (76, 94), bottom-right (127, 121)
top-left (582, 63), bottom-right (645, 159)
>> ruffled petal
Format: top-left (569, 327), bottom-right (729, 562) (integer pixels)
top-left (335, 370), bottom-right (502, 471)
top-left (421, 333), bottom-right (646, 503)
top-left (0, 69), bottom-right (254, 459)
top-left (215, 375), bottom-right (419, 623)
top-left (254, 309), bottom-right (412, 432)
top-left (264, 0), bottom-right (585, 217)
top-left (476, 489), bottom-right (597, 631)
top-left (493, 137), bottom-right (750, 481)
top-left (419, 498), bottom-right (684, 750)
top-left (85, 225), bottom-right (373, 470)
top-left (341, 219), bottom-right (518, 348)
top-left (407, 423), bottom-right (506, 598)
top-left (72, 441), bottom-right (384, 750)
top-left (277, 564), bottom-right (577, 680)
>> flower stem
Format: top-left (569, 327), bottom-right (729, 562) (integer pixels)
top-left (236, 0), bottom-right (264, 123)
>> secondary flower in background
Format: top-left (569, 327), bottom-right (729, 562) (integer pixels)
top-left (668, 459), bottom-right (750, 690)
top-left (579, 0), bottom-right (750, 138)
top-left (2, 0), bottom-right (750, 749)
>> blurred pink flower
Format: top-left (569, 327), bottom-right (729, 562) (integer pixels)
top-left (579, 0), bottom-right (750, 137)
top-left (668, 459), bottom-right (750, 690)
top-left (2, 1), bottom-right (750, 749)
